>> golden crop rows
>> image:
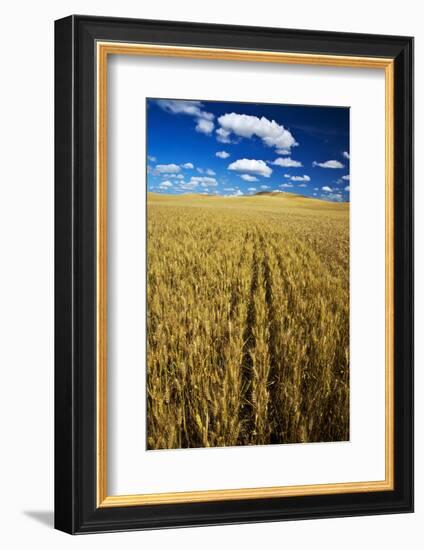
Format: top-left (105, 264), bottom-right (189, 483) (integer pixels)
top-left (147, 193), bottom-right (349, 450)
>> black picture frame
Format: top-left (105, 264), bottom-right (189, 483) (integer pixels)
top-left (55, 14), bottom-right (414, 534)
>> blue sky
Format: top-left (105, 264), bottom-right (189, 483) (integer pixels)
top-left (146, 98), bottom-right (350, 202)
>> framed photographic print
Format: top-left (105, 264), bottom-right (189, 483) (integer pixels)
top-left (54, 15), bottom-right (413, 534)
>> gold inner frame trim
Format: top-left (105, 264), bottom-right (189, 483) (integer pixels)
top-left (96, 42), bottom-right (395, 508)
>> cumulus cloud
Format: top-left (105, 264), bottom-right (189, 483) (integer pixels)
top-left (159, 180), bottom-right (173, 188)
top-left (260, 185), bottom-right (270, 190)
top-left (181, 162), bottom-right (194, 169)
top-left (343, 151), bottom-right (350, 159)
top-left (323, 192), bottom-right (343, 202)
top-left (155, 163), bottom-right (181, 174)
top-left (156, 99), bottom-right (212, 119)
top-left (177, 176), bottom-right (218, 190)
top-left (156, 99), bottom-right (215, 135)
top-left (147, 155), bottom-right (157, 162)
top-left (179, 182), bottom-right (198, 191)
top-left (188, 176), bottom-right (218, 187)
top-left (195, 118), bottom-right (214, 135)
top-left (345, 185), bottom-right (350, 192)
top-left (276, 148), bottom-right (291, 155)
top-left (342, 174), bottom-right (350, 181)
top-left (248, 187), bottom-right (257, 192)
top-left (158, 100), bottom-right (212, 120)
top-left (272, 157), bottom-right (303, 168)
top-left (298, 183), bottom-right (307, 187)
top-left (313, 160), bottom-right (345, 169)
top-left (217, 113), bottom-right (298, 152)
top-left (288, 174), bottom-right (311, 182)
top-left (223, 188), bottom-right (244, 196)
top-left (280, 183), bottom-right (293, 188)
top-left (206, 169), bottom-right (216, 176)
top-left (228, 158), bottom-right (272, 178)
top-left (240, 174), bottom-right (258, 182)
top-left (216, 127), bottom-right (232, 143)
top-left (322, 186), bottom-right (333, 192)
top-left (216, 150), bottom-right (230, 159)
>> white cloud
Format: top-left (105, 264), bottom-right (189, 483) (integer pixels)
top-left (227, 189), bottom-right (244, 197)
top-left (179, 181), bottom-right (199, 190)
top-left (260, 185), bottom-right (270, 190)
top-left (343, 151), bottom-right (350, 159)
top-left (289, 174), bottom-right (311, 182)
top-left (322, 186), bottom-right (333, 192)
top-left (228, 158), bottom-right (272, 178)
top-left (147, 155), bottom-right (156, 162)
top-left (159, 180), bottom-right (173, 188)
top-left (276, 148), bottom-right (291, 155)
top-left (216, 150), bottom-right (230, 159)
top-left (178, 176), bottom-right (217, 190)
top-left (280, 183), bottom-right (293, 188)
top-left (342, 174), bottom-right (350, 181)
top-left (313, 160), bottom-right (345, 169)
top-left (176, 174), bottom-right (184, 180)
top-left (248, 187), bottom-right (257, 192)
top-left (216, 127), bottom-right (232, 143)
top-left (189, 176), bottom-right (218, 187)
top-left (323, 192), bottom-right (343, 202)
top-left (155, 163), bottom-right (181, 174)
top-left (156, 99), bottom-right (215, 134)
top-left (284, 174), bottom-right (291, 178)
top-left (345, 185), bottom-right (350, 192)
top-left (298, 183), bottom-right (307, 187)
top-left (224, 187), bottom-right (236, 191)
top-left (181, 162), bottom-right (194, 169)
top-left (195, 118), bottom-right (214, 135)
top-left (240, 174), bottom-right (258, 182)
top-left (206, 169), bottom-right (216, 176)
top-left (156, 99), bottom-right (212, 119)
top-left (272, 157), bottom-right (303, 168)
top-left (217, 112), bottom-right (298, 151)
top-left (196, 167), bottom-right (204, 173)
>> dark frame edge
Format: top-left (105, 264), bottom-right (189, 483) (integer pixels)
top-left (55, 15), bottom-right (77, 535)
top-left (393, 35), bottom-right (414, 515)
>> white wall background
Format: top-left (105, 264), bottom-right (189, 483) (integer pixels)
top-left (0, 1), bottom-right (420, 547)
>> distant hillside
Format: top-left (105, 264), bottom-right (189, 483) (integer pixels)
top-left (147, 192), bottom-right (219, 199)
top-left (254, 191), bottom-right (305, 199)
top-left (147, 191), bottom-right (349, 215)
top-left (253, 190), bottom-right (349, 205)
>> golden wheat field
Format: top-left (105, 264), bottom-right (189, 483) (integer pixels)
top-left (146, 191), bottom-right (349, 450)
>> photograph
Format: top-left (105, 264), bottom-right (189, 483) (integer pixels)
top-left (146, 98), bottom-right (351, 450)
